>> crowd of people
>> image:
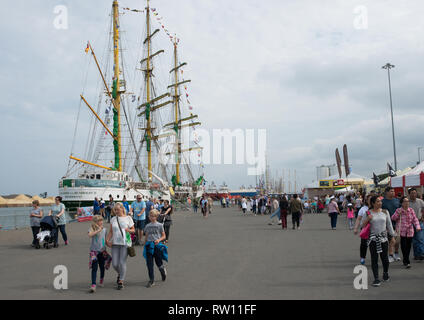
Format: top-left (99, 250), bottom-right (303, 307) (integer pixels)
top-left (352, 187), bottom-right (424, 286)
top-left (29, 186), bottom-right (424, 291)
top-left (29, 194), bottom-right (172, 292)
top-left (231, 187), bottom-right (424, 287)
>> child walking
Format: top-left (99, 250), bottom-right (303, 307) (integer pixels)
top-left (143, 209), bottom-right (168, 288)
top-left (88, 215), bottom-right (111, 293)
top-left (347, 204), bottom-right (355, 230)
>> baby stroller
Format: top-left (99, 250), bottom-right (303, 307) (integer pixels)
top-left (37, 216), bottom-right (57, 249)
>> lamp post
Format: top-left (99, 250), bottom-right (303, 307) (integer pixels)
top-left (382, 63), bottom-right (398, 171)
top-left (418, 147), bottom-right (424, 164)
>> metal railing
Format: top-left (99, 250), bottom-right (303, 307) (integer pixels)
top-left (0, 207), bottom-right (75, 230)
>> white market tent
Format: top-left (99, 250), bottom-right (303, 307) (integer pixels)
top-left (391, 161), bottom-right (424, 188)
top-left (379, 167), bottom-right (413, 185)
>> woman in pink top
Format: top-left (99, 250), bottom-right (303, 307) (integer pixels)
top-left (347, 203), bottom-right (355, 230)
top-left (328, 196), bottom-right (341, 230)
top-left (391, 196), bottom-right (421, 268)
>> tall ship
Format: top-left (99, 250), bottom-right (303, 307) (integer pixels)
top-left (59, 0), bottom-right (204, 210)
top-left (229, 186), bottom-right (258, 198)
top-left (204, 182), bottom-right (229, 200)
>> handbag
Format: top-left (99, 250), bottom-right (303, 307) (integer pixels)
top-left (116, 217), bottom-right (136, 257)
top-left (359, 211), bottom-right (371, 240)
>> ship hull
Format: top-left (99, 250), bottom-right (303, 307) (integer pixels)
top-left (59, 185), bottom-right (170, 211)
top-left (229, 190), bottom-right (258, 198)
top-left (204, 192), bottom-right (229, 200)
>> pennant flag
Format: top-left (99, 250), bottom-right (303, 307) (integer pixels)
top-left (373, 173), bottom-right (380, 186)
top-left (387, 163), bottom-right (396, 177)
top-left (85, 43), bottom-right (90, 53)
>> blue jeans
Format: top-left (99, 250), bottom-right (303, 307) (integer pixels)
top-left (329, 212), bottom-right (338, 229)
top-left (91, 252), bottom-right (105, 285)
top-left (146, 246), bottom-right (164, 281)
top-left (413, 221), bottom-right (424, 258)
top-left (270, 208), bottom-right (281, 220)
top-left (53, 225), bottom-right (68, 244)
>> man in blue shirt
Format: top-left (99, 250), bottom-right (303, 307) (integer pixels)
top-left (382, 186), bottom-right (400, 262)
top-left (122, 195), bottom-right (130, 213)
top-left (157, 199), bottom-right (164, 211)
top-left (93, 197), bottom-right (100, 215)
top-left (145, 198), bottom-right (154, 225)
top-left (131, 195), bottom-right (146, 245)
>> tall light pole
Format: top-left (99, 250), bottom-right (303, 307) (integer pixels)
top-left (418, 147), bottom-right (424, 164)
top-left (382, 63), bottom-right (398, 171)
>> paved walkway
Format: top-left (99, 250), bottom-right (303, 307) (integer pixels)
top-left (1, 206), bottom-right (423, 299)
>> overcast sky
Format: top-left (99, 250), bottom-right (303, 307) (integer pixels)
top-left (1, 0), bottom-right (424, 196)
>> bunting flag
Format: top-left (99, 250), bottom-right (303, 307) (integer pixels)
top-left (373, 173), bottom-right (380, 186)
top-left (132, 95), bottom-right (136, 103)
top-left (387, 163), bottom-right (396, 177)
top-left (122, 8), bottom-right (144, 13)
top-left (85, 42), bottom-right (90, 53)
top-left (151, 8), bottom-right (180, 44)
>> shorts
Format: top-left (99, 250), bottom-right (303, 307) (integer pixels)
top-left (135, 219), bottom-right (146, 230)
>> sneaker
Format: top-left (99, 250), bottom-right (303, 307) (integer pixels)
top-left (405, 264), bottom-right (411, 269)
top-left (116, 275), bottom-right (120, 285)
top-left (160, 267), bottom-right (167, 281)
top-left (99, 279), bottom-right (104, 287)
top-left (360, 258), bottom-right (365, 265)
top-left (372, 279), bottom-right (381, 287)
top-left (383, 273), bottom-right (390, 282)
top-left (65, 241), bottom-right (68, 246)
top-left (268, 222), bottom-right (273, 225)
top-left (89, 285), bottom-right (96, 293)
top-left (394, 253), bottom-right (401, 261)
top-left (389, 255), bottom-right (395, 263)
top-left (146, 281), bottom-right (155, 288)
top-left (117, 282), bottom-right (124, 290)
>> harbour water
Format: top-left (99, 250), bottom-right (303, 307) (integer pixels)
top-left (0, 207), bottom-right (74, 230)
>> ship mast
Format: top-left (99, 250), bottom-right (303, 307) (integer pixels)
top-left (112, 0), bottom-right (122, 172)
top-left (173, 40), bottom-right (181, 184)
top-left (165, 40), bottom-right (202, 187)
top-left (137, 0), bottom-right (172, 182)
top-left (146, 0), bottom-right (152, 181)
